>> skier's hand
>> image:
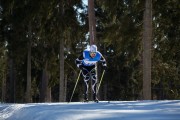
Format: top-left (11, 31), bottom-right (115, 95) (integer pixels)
top-left (103, 65), bottom-right (107, 70)
top-left (79, 64), bottom-right (83, 70)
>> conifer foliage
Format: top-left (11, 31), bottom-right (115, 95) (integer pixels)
top-left (0, 0), bottom-right (179, 102)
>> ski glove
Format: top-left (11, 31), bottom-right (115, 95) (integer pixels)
top-left (103, 65), bottom-right (107, 70)
top-left (78, 64), bottom-right (83, 70)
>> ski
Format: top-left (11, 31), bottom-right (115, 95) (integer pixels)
top-left (94, 100), bottom-right (99, 103)
top-left (80, 101), bottom-right (112, 104)
top-left (83, 100), bottom-right (99, 103)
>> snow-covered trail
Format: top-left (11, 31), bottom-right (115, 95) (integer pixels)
top-left (0, 100), bottom-right (180, 120)
top-left (0, 104), bottom-right (25, 119)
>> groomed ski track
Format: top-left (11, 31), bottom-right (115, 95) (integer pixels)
top-left (0, 100), bottom-right (180, 120)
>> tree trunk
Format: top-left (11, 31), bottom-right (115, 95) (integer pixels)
top-left (64, 74), bottom-right (67, 101)
top-left (1, 71), bottom-right (6, 102)
top-left (45, 61), bottom-right (51, 102)
top-left (59, 37), bottom-right (65, 102)
top-left (59, 0), bottom-right (65, 102)
top-left (9, 58), bottom-right (15, 103)
top-left (26, 39), bottom-right (32, 103)
top-left (88, 0), bottom-right (96, 45)
top-left (7, 58), bottom-right (15, 103)
top-left (40, 61), bottom-right (51, 102)
top-left (143, 0), bottom-right (152, 100)
top-left (88, 0), bottom-right (97, 101)
top-left (40, 70), bottom-right (45, 102)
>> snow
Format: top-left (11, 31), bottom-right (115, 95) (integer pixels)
top-left (83, 0), bottom-right (88, 6)
top-left (0, 100), bottom-right (180, 120)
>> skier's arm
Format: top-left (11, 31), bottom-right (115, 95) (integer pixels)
top-left (75, 53), bottom-right (83, 68)
top-left (100, 55), bottom-right (107, 67)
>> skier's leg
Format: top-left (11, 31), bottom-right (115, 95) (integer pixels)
top-left (82, 69), bottom-right (90, 101)
top-left (91, 71), bottom-right (98, 101)
top-left (83, 78), bottom-right (89, 101)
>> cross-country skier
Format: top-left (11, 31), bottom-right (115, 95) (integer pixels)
top-left (75, 44), bottom-right (107, 102)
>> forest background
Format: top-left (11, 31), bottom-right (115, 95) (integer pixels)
top-left (0, 0), bottom-right (179, 103)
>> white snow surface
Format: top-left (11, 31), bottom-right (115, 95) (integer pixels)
top-left (0, 100), bottom-right (180, 120)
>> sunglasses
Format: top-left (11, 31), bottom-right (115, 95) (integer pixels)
top-left (90, 52), bottom-right (96, 56)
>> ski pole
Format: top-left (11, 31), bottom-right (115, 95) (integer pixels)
top-left (69, 70), bottom-right (82, 102)
top-left (97, 70), bottom-right (105, 94)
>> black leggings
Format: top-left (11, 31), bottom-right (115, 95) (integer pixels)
top-left (81, 66), bottom-right (97, 96)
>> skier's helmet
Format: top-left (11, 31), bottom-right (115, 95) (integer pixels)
top-left (90, 45), bottom-right (97, 53)
top-left (90, 45), bottom-right (97, 58)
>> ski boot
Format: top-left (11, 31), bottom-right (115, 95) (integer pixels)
top-left (84, 98), bottom-right (89, 102)
top-left (93, 93), bottom-right (99, 103)
top-left (83, 94), bottom-right (89, 102)
top-left (94, 98), bottom-right (99, 103)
